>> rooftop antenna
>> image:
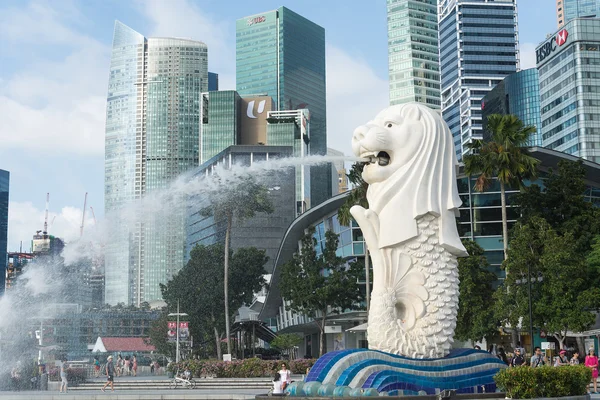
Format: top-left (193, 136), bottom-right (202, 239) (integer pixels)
top-left (43, 193), bottom-right (49, 236)
top-left (80, 192), bottom-right (88, 238)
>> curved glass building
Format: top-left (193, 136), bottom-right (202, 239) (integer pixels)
top-left (482, 68), bottom-right (542, 146)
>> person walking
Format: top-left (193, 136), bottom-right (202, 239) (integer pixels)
top-left (510, 348), bottom-right (525, 367)
top-left (59, 359), bottom-right (68, 393)
top-left (571, 350), bottom-right (581, 365)
top-left (585, 348), bottom-right (599, 393)
top-left (132, 355), bottom-right (137, 377)
top-left (555, 350), bottom-right (569, 367)
top-left (101, 355), bottom-right (115, 392)
top-left (530, 347), bottom-right (546, 367)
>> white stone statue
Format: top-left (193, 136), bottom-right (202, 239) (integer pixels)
top-left (350, 103), bottom-right (468, 359)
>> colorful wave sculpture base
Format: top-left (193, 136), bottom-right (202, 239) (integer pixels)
top-left (286, 348), bottom-right (507, 397)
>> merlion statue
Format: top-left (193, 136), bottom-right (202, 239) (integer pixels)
top-left (350, 103), bottom-right (468, 359)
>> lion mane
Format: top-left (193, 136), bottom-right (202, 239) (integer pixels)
top-left (365, 103), bottom-right (467, 256)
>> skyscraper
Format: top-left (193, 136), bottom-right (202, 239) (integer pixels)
top-left (438, 0), bottom-right (518, 160)
top-left (558, 0), bottom-right (600, 27)
top-left (482, 69), bottom-right (542, 146)
top-left (236, 7), bottom-right (331, 205)
top-left (537, 18), bottom-right (600, 163)
top-left (0, 169), bottom-right (8, 295)
top-left (104, 21), bottom-right (208, 305)
top-left (387, 0), bottom-right (440, 108)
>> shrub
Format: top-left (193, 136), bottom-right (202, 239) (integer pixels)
top-left (495, 365), bottom-right (591, 399)
top-left (167, 358), bottom-right (317, 378)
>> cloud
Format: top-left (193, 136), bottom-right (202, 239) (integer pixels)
top-left (325, 45), bottom-right (389, 156)
top-left (7, 201), bottom-right (96, 253)
top-left (0, 1), bottom-right (109, 156)
top-left (520, 42), bottom-right (538, 70)
top-left (141, 0), bottom-right (236, 90)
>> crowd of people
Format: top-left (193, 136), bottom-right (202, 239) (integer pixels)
top-left (481, 342), bottom-right (600, 394)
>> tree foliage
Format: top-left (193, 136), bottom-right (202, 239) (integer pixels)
top-left (495, 217), bottom-right (600, 349)
top-left (200, 174), bottom-right (274, 355)
top-left (270, 333), bottom-right (303, 355)
top-left (464, 114), bottom-right (539, 260)
top-left (455, 240), bottom-right (499, 343)
top-left (279, 228), bottom-right (364, 356)
top-left (337, 162), bottom-right (368, 226)
top-left (156, 244), bottom-right (268, 359)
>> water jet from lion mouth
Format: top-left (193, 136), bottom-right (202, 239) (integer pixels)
top-left (363, 152), bottom-right (391, 166)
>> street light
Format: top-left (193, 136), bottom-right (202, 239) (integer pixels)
top-left (168, 300), bottom-right (188, 363)
top-left (516, 267), bottom-right (543, 356)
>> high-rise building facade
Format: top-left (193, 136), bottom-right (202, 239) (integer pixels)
top-left (537, 18), bottom-right (600, 162)
top-left (387, 0), bottom-right (440, 108)
top-left (236, 7), bottom-right (331, 205)
top-left (104, 21), bottom-right (208, 305)
top-left (481, 69), bottom-right (543, 146)
top-left (0, 169), bottom-right (8, 295)
top-left (558, 0), bottom-right (600, 27)
top-left (438, 0), bottom-right (519, 160)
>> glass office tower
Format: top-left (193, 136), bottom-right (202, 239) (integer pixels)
top-left (537, 18), bottom-right (600, 162)
top-left (438, 0), bottom-right (519, 160)
top-left (387, 0), bottom-right (440, 108)
top-left (0, 169), bottom-right (8, 295)
top-left (482, 69), bottom-right (542, 146)
top-left (236, 7), bottom-right (330, 206)
top-left (559, 0), bottom-right (600, 27)
top-left (104, 21), bottom-right (208, 305)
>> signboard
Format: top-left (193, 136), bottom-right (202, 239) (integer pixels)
top-left (167, 321), bottom-right (177, 342)
top-left (179, 322), bottom-right (189, 339)
top-left (247, 16), bottom-right (266, 26)
top-left (585, 339), bottom-right (595, 353)
top-left (324, 325), bottom-right (342, 334)
top-left (223, 354), bottom-right (232, 362)
top-left (239, 96), bottom-right (274, 145)
top-left (536, 28), bottom-right (569, 64)
top-left (541, 341), bottom-right (555, 350)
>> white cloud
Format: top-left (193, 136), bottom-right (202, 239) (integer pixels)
top-left (7, 201), bottom-right (96, 253)
top-left (141, 0), bottom-right (236, 90)
top-left (0, 1), bottom-right (109, 156)
top-left (519, 42), bottom-right (538, 70)
top-left (326, 45), bottom-right (389, 156)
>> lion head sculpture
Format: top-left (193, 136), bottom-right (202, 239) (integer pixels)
top-left (352, 103), bottom-right (467, 256)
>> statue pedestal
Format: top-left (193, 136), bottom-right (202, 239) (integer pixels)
top-left (287, 348), bottom-right (507, 397)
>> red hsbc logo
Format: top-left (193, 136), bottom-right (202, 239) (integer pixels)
top-left (556, 29), bottom-right (568, 46)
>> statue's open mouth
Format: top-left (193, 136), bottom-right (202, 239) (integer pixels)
top-left (362, 151), bottom-right (391, 166)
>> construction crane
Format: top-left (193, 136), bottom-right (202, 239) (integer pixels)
top-left (89, 206), bottom-right (97, 225)
top-left (80, 192), bottom-right (88, 238)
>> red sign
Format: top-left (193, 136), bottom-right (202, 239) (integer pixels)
top-left (167, 321), bottom-right (177, 329)
top-left (179, 322), bottom-right (188, 329)
top-left (247, 16), bottom-right (266, 26)
top-left (556, 29), bottom-right (568, 46)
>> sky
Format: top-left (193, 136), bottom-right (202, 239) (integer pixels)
top-left (0, 0), bottom-right (557, 252)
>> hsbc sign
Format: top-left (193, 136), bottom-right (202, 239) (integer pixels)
top-left (537, 29), bottom-right (569, 64)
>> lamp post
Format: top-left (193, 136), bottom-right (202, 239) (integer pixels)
top-left (168, 300), bottom-right (188, 363)
top-left (516, 268), bottom-right (543, 356)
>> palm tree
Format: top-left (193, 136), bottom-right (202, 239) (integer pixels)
top-left (463, 114), bottom-right (540, 262)
top-left (201, 175), bottom-right (274, 356)
top-left (338, 163), bottom-right (371, 311)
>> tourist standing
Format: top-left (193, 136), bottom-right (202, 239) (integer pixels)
top-left (496, 347), bottom-right (509, 365)
top-left (124, 356), bottom-right (130, 376)
top-left (93, 357), bottom-right (101, 378)
top-left (101, 355), bottom-right (115, 392)
top-left (530, 347), bottom-right (546, 367)
top-left (555, 350), bottom-right (569, 367)
top-left (132, 355), bottom-right (137, 377)
top-left (116, 355), bottom-right (123, 377)
top-left (510, 348), bottom-right (525, 367)
top-left (571, 350), bottom-right (580, 365)
top-left (585, 349), bottom-right (598, 393)
top-left (59, 359), bottom-right (68, 393)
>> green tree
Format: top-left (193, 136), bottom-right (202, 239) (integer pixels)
top-left (200, 175), bottom-right (274, 355)
top-left (497, 217), bottom-right (600, 350)
top-left (337, 162), bottom-right (371, 311)
top-left (463, 114), bottom-right (539, 261)
top-left (159, 244), bottom-right (268, 359)
top-left (270, 333), bottom-right (303, 357)
top-left (146, 308), bottom-right (176, 358)
top-left (279, 228), bottom-right (364, 356)
top-left (518, 160), bottom-right (600, 255)
top-left (455, 240), bottom-right (499, 343)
